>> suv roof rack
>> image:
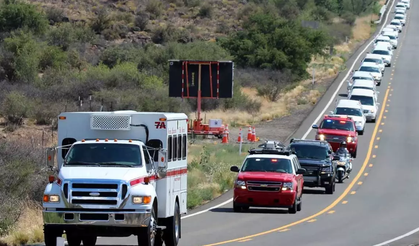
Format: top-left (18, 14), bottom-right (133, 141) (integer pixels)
top-left (289, 139), bottom-right (328, 144)
top-left (324, 114), bottom-right (354, 121)
top-left (257, 140), bottom-right (285, 149)
top-left (248, 148), bottom-right (295, 156)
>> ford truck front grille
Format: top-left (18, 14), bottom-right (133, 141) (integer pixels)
top-left (246, 181), bottom-right (282, 192)
top-left (69, 182), bottom-right (122, 207)
top-left (324, 135), bottom-right (347, 143)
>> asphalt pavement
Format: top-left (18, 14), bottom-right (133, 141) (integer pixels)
top-left (95, 0), bottom-right (419, 245)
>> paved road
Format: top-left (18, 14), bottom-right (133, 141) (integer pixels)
top-left (96, 0), bottom-right (419, 245)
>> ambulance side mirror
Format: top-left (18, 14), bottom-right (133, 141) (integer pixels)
top-left (157, 149), bottom-right (167, 179)
top-left (46, 147), bottom-right (56, 169)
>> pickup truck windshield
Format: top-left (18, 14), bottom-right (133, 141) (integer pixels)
top-left (290, 145), bottom-right (328, 160)
top-left (64, 143), bottom-right (142, 167)
top-left (241, 158), bottom-right (292, 174)
top-left (320, 119), bottom-right (355, 131)
top-left (335, 107), bottom-right (363, 116)
top-left (372, 50), bottom-right (390, 55)
top-left (350, 95), bottom-right (374, 106)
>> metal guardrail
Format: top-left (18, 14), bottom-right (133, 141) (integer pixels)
top-left (375, 2), bottom-right (390, 24)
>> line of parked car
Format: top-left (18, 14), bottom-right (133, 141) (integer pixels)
top-left (229, 0), bottom-right (410, 214)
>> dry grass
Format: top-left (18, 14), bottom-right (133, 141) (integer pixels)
top-left (0, 202), bottom-right (44, 246)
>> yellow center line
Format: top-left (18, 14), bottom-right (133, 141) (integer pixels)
top-left (203, 88), bottom-right (391, 246)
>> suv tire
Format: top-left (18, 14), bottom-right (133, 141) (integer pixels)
top-left (288, 199), bottom-right (298, 214)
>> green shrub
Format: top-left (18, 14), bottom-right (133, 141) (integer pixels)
top-left (198, 4), bottom-right (213, 18)
top-left (47, 22), bottom-right (96, 50)
top-left (0, 91), bottom-right (31, 125)
top-left (134, 13), bottom-right (150, 31)
top-left (45, 6), bottom-right (66, 24)
top-left (90, 8), bottom-right (111, 33)
top-left (0, 0), bottom-right (48, 34)
top-left (145, 1), bottom-right (163, 20)
top-left (39, 46), bottom-right (68, 72)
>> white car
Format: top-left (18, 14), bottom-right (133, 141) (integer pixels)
top-left (381, 31), bottom-right (398, 48)
top-left (348, 71), bottom-right (375, 89)
top-left (374, 41), bottom-right (393, 51)
top-left (348, 79), bottom-right (379, 101)
top-left (348, 89), bottom-right (380, 122)
top-left (372, 47), bottom-right (392, 66)
top-left (395, 9), bottom-right (406, 16)
top-left (331, 99), bottom-right (366, 135)
top-left (400, 0), bottom-right (410, 9)
top-left (374, 35), bottom-right (391, 47)
top-left (384, 25), bottom-right (399, 33)
top-left (390, 19), bottom-right (403, 32)
top-left (395, 3), bottom-right (407, 13)
top-left (362, 54), bottom-right (385, 74)
top-left (394, 14), bottom-right (406, 25)
top-left (358, 62), bottom-right (382, 85)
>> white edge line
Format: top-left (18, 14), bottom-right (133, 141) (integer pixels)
top-left (181, 0), bottom-right (396, 221)
top-left (181, 198), bottom-right (233, 219)
top-left (301, 0), bottom-right (396, 140)
top-left (373, 227), bottom-right (419, 246)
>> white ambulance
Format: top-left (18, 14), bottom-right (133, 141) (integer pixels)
top-left (42, 110), bottom-right (188, 246)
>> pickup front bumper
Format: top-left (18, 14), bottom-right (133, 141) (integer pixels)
top-left (302, 173), bottom-right (334, 188)
top-left (43, 209), bottom-right (151, 227)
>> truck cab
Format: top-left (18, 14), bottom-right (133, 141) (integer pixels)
top-left (43, 111), bottom-right (188, 246)
top-left (230, 141), bottom-right (306, 214)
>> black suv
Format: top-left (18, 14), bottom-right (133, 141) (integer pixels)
top-left (287, 139), bottom-right (336, 194)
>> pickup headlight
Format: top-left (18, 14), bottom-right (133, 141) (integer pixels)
top-left (318, 134), bottom-right (325, 141)
top-left (347, 136), bottom-right (354, 142)
top-left (43, 194), bottom-right (60, 203)
top-left (235, 180), bottom-right (246, 189)
top-left (282, 182), bottom-right (293, 191)
top-left (321, 166), bottom-right (333, 174)
top-left (356, 121), bottom-right (362, 125)
top-left (132, 196), bottom-right (152, 204)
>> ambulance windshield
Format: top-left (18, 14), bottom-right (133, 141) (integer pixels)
top-left (64, 143), bottom-right (143, 167)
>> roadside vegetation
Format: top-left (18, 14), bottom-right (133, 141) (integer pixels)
top-left (0, 0), bottom-right (384, 244)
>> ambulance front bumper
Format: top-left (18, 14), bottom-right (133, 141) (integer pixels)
top-left (43, 209), bottom-right (151, 227)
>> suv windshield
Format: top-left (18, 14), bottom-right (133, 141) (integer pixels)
top-left (320, 119), bottom-right (355, 131)
top-left (350, 95), bottom-right (374, 106)
top-left (64, 143), bottom-right (143, 167)
top-left (289, 144), bottom-right (328, 160)
top-left (335, 107), bottom-right (363, 116)
top-left (372, 50), bottom-right (390, 55)
top-left (395, 16), bottom-right (404, 20)
top-left (360, 66), bottom-right (380, 73)
top-left (241, 158), bottom-right (292, 173)
top-left (364, 58), bottom-right (382, 64)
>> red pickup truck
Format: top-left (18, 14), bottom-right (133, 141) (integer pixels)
top-left (230, 143), bottom-right (306, 214)
top-left (312, 115), bottom-right (358, 158)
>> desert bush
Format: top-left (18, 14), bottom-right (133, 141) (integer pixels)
top-left (256, 69), bottom-right (294, 102)
top-left (134, 12), bottom-right (150, 31)
top-left (198, 4), bottom-right (213, 18)
top-left (0, 91), bottom-right (31, 125)
top-left (46, 22), bottom-right (96, 51)
top-left (0, 139), bottom-right (46, 235)
top-left (183, 0), bottom-right (201, 7)
top-left (45, 6), bottom-right (66, 24)
top-left (145, 1), bottom-right (163, 20)
top-left (38, 46), bottom-right (68, 71)
top-left (0, 0), bottom-right (48, 34)
top-left (90, 8), bottom-right (112, 33)
top-left (100, 44), bottom-right (142, 68)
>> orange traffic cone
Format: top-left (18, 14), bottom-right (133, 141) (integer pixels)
top-left (225, 124), bottom-right (229, 139)
top-left (237, 128), bottom-right (242, 143)
top-left (247, 126), bottom-right (252, 141)
top-left (251, 127), bottom-right (256, 142)
top-left (222, 129), bottom-right (228, 144)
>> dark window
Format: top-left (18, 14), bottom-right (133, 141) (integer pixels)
top-left (241, 158), bottom-right (292, 174)
top-left (143, 147), bottom-right (151, 165)
top-left (290, 144), bottom-right (329, 160)
top-left (173, 136), bottom-right (178, 161)
top-left (182, 135), bottom-right (187, 160)
top-left (168, 136), bottom-right (172, 162)
top-left (64, 143), bottom-right (142, 166)
top-left (335, 107), bottom-right (363, 117)
top-left (349, 95), bottom-right (374, 106)
top-left (62, 138), bottom-right (77, 159)
top-left (177, 136), bottom-right (182, 160)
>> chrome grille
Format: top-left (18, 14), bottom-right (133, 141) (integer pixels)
top-left (325, 135), bottom-right (347, 143)
top-left (69, 181), bottom-right (127, 208)
top-left (301, 165), bottom-right (320, 175)
top-left (246, 181), bottom-right (282, 192)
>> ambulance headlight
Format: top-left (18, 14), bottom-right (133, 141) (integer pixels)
top-left (132, 196), bottom-right (152, 204)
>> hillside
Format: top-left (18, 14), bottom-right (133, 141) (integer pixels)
top-left (0, 0), bottom-right (384, 244)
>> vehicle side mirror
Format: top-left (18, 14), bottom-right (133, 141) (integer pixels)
top-left (296, 168), bottom-right (306, 175)
top-left (157, 149), bottom-right (167, 178)
top-left (333, 156), bottom-right (340, 161)
top-left (312, 124), bottom-right (319, 129)
top-left (46, 147), bottom-right (56, 169)
top-left (230, 166), bottom-right (240, 172)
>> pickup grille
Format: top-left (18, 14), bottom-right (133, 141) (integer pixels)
top-left (324, 135), bottom-right (347, 143)
top-left (301, 165), bottom-right (321, 175)
top-left (70, 182), bottom-right (124, 207)
top-left (246, 181), bottom-right (282, 192)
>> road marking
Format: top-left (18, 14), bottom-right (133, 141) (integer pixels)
top-left (374, 145), bottom-right (378, 148)
top-left (279, 229), bottom-right (289, 232)
top-left (328, 210), bottom-right (335, 214)
top-left (358, 181), bottom-right (363, 185)
top-left (181, 198), bottom-right (233, 220)
top-left (385, 109), bottom-right (388, 112)
top-left (300, 0), bottom-right (395, 139)
top-left (342, 201), bottom-right (348, 204)
top-left (377, 137), bottom-right (380, 140)
top-left (308, 219), bottom-right (317, 222)
top-left (390, 94), bottom-right (392, 96)
top-left (204, 88), bottom-right (391, 246)
top-left (373, 155), bottom-right (377, 158)
top-left (381, 122), bottom-right (385, 125)
top-left (383, 116), bottom-right (386, 119)
top-left (373, 227), bottom-right (419, 246)
top-left (364, 173), bottom-right (369, 176)
top-left (350, 191), bottom-right (356, 195)
top-left (238, 239), bottom-right (252, 243)
top-left (369, 164), bottom-right (373, 167)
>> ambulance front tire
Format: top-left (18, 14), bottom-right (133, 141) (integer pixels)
top-left (137, 203), bottom-right (158, 246)
top-left (164, 201), bottom-right (181, 246)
